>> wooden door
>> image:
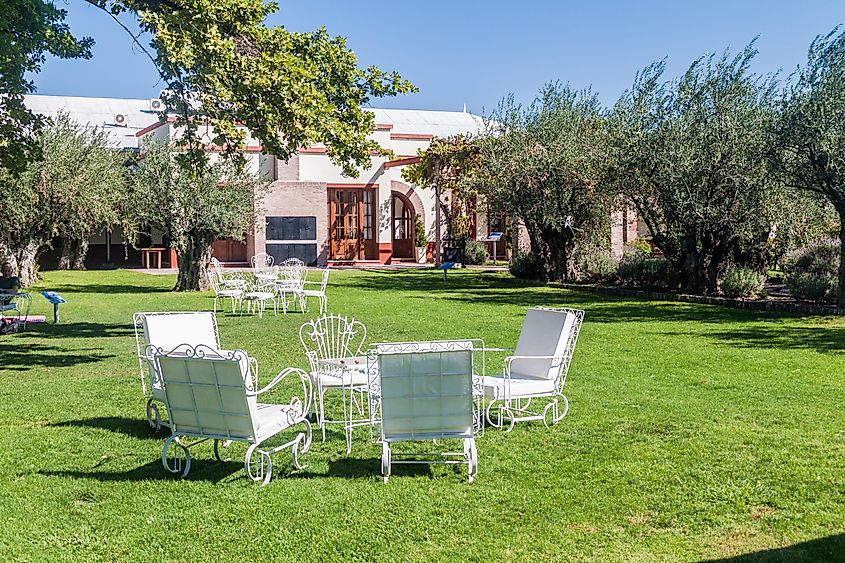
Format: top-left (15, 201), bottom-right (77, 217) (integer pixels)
top-left (391, 194), bottom-right (414, 259)
top-left (212, 237), bottom-right (248, 263)
top-left (328, 188), bottom-right (376, 260)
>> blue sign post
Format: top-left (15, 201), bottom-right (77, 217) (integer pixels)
top-left (40, 291), bottom-right (67, 323)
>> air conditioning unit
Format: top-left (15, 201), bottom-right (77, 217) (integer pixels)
top-left (114, 114), bottom-right (127, 126)
top-left (149, 99), bottom-right (163, 111)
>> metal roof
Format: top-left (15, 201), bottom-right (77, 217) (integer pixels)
top-left (23, 95), bottom-right (485, 149)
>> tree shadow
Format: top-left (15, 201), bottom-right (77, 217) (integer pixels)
top-left (18, 322), bottom-right (134, 340)
top-left (0, 341), bottom-right (114, 371)
top-left (41, 283), bottom-right (171, 295)
top-left (679, 324), bottom-right (845, 354)
top-left (52, 417), bottom-right (160, 441)
top-left (705, 533), bottom-right (845, 562)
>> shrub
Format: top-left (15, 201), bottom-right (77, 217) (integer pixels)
top-left (625, 238), bottom-right (652, 256)
top-left (463, 240), bottom-right (489, 265)
top-left (783, 238), bottom-right (840, 304)
top-left (509, 251), bottom-right (542, 279)
top-left (578, 247), bottom-right (618, 283)
top-left (786, 272), bottom-right (837, 303)
top-left (720, 266), bottom-right (766, 298)
top-left (414, 215), bottom-right (427, 248)
top-left (617, 249), bottom-right (676, 289)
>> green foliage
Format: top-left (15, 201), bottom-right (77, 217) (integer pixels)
top-left (782, 239), bottom-right (840, 304)
top-left (0, 0), bottom-right (92, 174)
top-left (773, 27), bottom-right (845, 306)
top-left (608, 44), bottom-right (781, 294)
top-left (576, 247), bottom-right (618, 283)
top-left (720, 265), bottom-right (766, 298)
top-left (126, 141), bottom-right (261, 290)
top-left (463, 240), bottom-right (489, 265)
top-left (626, 238), bottom-right (652, 256)
top-left (509, 251), bottom-right (542, 280)
top-left (475, 84), bottom-right (613, 281)
top-left (0, 114), bottom-right (125, 284)
top-left (617, 250), bottom-right (677, 290)
top-left (414, 214), bottom-right (427, 248)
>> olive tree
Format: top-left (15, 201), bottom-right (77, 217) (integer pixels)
top-left (0, 114), bottom-right (125, 285)
top-left (127, 141), bottom-right (261, 291)
top-left (608, 45), bottom-right (780, 293)
top-left (474, 84), bottom-right (612, 281)
top-left (772, 27), bottom-right (845, 307)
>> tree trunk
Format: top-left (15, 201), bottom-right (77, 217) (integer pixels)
top-left (57, 237), bottom-right (89, 270)
top-left (836, 203), bottom-right (845, 309)
top-left (10, 238), bottom-right (44, 287)
top-left (174, 238), bottom-right (212, 291)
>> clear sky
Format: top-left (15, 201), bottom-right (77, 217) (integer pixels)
top-left (32, 0), bottom-right (845, 114)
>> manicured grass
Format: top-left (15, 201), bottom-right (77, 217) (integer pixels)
top-left (1, 268), bottom-right (843, 561)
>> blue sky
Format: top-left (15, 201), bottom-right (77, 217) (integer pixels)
top-left (33, 0), bottom-right (845, 114)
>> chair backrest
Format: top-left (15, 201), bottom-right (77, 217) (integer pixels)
top-left (153, 345), bottom-right (258, 441)
top-left (251, 252), bottom-right (273, 271)
top-left (299, 314), bottom-right (367, 371)
top-left (317, 267), bottom-right (330, 292)
top-left (134, 312), bottom-right (221, 394)
top-left (510, 308), bottom-right (583, 382)
top-left (376, 340), bottom-right (475, 441)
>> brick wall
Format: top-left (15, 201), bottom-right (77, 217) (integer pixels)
top-left (255, 181), bottom-right (328, 265)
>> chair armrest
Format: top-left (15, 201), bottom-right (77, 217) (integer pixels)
top-left (251, 367), bottom-right (313, 419)
top-left (504, 354), bottom-right (562, 376)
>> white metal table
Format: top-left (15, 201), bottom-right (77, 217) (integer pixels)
top-left (317, 356), bottom-right (377, 454)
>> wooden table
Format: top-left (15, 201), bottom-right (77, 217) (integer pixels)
top-left (141, 248), bottom-right (166, 269)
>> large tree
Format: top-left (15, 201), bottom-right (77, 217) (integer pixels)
top-left (0, 114), bottom-right (126, 285)
top-left (0, 1), bottom-right (93, 174)
top-left (608, 45), bottom-right (780, 293)
top-left (473, 84), bottom-right (612, 281)
top-left (127, 141), bottom-right (260, 291)
top-left (772, 28), bottom-right (845, 307)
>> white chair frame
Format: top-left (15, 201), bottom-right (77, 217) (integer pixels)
top-left (299, 267), bottom-right (330, 314)
top-left (299, 314), bottom-right (368, 452)
top-left (151, 344), bottom-right (312, 485)
top-left (251, 252), bottom-right (274, 272)
top-left (484, 307), bottom-right (585, 432)
top-left (207, 266), bottom-right (243, 315)
top-left (242, 277), bottom-right (278, 318)
top-left (133, 311), bottom-right (226, 430)
top-left (0, 292), bottom-right (31, 331)
top-left (374, 340), bottom-right (480, 483)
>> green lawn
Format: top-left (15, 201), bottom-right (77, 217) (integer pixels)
top-left (1, 268), bottom-right (843, 561)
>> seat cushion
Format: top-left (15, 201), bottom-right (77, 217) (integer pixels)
top-left (253, 403), bottom-right (303, 443)
top-left (482, 375), bottom-right (556, 400)
top-left (314, 368), bottom-right (369, 387)
top-left (244, 292), bottom-right (274, 300)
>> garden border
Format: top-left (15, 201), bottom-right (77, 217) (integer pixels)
top-left (559, 283), bottom-right (845, 316)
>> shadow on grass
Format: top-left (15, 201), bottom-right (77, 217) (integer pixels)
top-left (40, 283), bottom-right (171, 295)
top-left (0, 341), bottom-right (114, 371)
top-left (347, 269), bottom-right (795, 325)
top-left (39, 460), bottom-right (243, 483)
top-left (52, 417), bottom-right (160, 441)
top-left (705, 533), bottom-right (845, 562)
top-left (19, 321), bottom-right (133, 340)
top-left (665, 324), bottom-right (845, 354)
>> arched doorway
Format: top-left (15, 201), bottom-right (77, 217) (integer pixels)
top-left (391, 192), bottom-right (415, 260)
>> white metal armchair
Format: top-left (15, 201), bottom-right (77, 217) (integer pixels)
top-left (483, 307), bottom-right (584, 431)
top-left (133, 311), bottom-right (223, 430)
top-left (242, 277), bottom-right (278, 318)
top-left (299, 314), bottom-right (368, 451)
top-left (298, 267), bottom-right (329, 314)
top-left (207, 267), bottom-right (243, 315)
top-left (151, 344), bottom-right (312, 484)
top-left (375, 340), bottom-right (479, 483)
top-left (251, 252), bottom-right (274, 272)
top-left (0, 292), bottom-right (31, 332)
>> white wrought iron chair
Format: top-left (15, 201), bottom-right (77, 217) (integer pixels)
top-left (299, 314), bottom-right (368, 452)
top-left (275, 262), bottom-right (305, 313)
top-left (242, 277), bottom-right (278, 318)
top-left (0, 292), bottom-right (31, 332)
top-left (210, 257), bottom-right (246, 292)
top-left (483, 307), bottom-right (584, 431)
top-left (207, 267), bottom-right (243, 315)
top-left (133, 311), bottom-right (223, 430)
top-left (375, 340), bottom-right (479, 483)
top-left (251, 252), bottom-right (274, 273)
top-left (151, 344), bottom-right (312, 485)
top-left (298, 267), bottom-right (330, 314)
